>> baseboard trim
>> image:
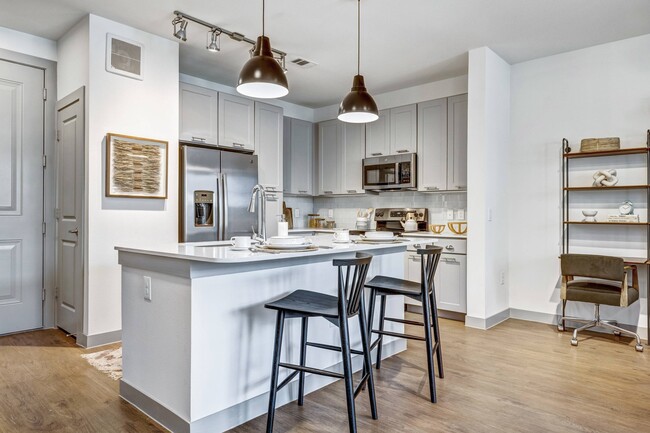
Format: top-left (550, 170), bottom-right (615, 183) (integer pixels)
top-left (120, 340), bottom-right (406, 433)
top-left (465, 308), bottom-right (510, 330)
top-left (77, 329), bottom-right (122, 348)
top-left (404, 304), bottom-right (466, 322)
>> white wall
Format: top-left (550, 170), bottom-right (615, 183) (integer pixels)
top-left (180, 73), bottom-right (314, 122)
top-left (509, 34), bottom-right (650, 335)
top-left (466, 47), bottom-right (511, 328)
top-left (57, 18), bottom-right (89, 99)
top-left (0, 26), bottom-right (57, 61)
top-left (313, 74), bottom-right (468, 122)
top-left (84, 15), bottom-right (179, 337)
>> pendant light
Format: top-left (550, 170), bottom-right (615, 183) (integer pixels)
top-left (338, 0), bottom-right (378, 123)
top-left (237, 0), bottom-right (289, 99)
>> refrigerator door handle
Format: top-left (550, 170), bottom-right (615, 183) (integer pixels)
top-left (216, 174), bottom-right (224, 241)
top-left (222, 173), bottom-right (229, 239)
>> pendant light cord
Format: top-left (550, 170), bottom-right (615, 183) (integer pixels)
top-left (262, 0), bottom-right (265, 36)
top-left (357, 0), bottom-right (360, 75)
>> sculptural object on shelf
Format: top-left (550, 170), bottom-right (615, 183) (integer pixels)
top-left (592, 169), bottom-right (618, 187)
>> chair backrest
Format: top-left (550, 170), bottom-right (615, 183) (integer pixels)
top-left (333, 252), bottom-right (373, 317)
top-left (417, 245), bottom-right (443, 294)
top-left (560, 253), bottom-right (624, 281)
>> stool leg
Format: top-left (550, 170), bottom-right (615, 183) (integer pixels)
top-left (429, 291), bottom-right (444, 379)
top-left (298, 317), bottom-right (309, 406)
top-left (375, 295), bottom-right (387, 370)
top-left (421, 291), bottom-right (437, 403)
top-left (358, 295), bottom-right (378, 420)
top-left (339, 315), bottom-right (357, 433)
top-left (366, 289), bottom-right (377, 363)
top-left (266, 311), bottom-right (285, 433)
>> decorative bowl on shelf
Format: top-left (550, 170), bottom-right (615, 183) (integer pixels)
top-left (429, 224), bottom-right (446, 234)
top-left (581, 210), bottom-right (598, 222)
top-left (447, 221), bottom-right (467, 235)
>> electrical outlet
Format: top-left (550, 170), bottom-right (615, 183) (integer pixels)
top-left (328, 209), bottom-right (334, 218)
top-left (294, 208), bottom-right (301, 218)
top-left (446, 209), bottom-right (454, 220)
top-left (488, 208), bottom-right (493, 222)
top-left (499, 271), bottom-right (505, 285)
top-left (144, 276), bottom-right (152, 301)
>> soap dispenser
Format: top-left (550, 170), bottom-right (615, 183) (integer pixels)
top-left (278, 214), bottom-right (289, 237)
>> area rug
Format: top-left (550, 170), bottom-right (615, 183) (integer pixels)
top-left (81, 347), bottom-right (122, 380)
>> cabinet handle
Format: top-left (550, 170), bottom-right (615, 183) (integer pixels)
top-left (442, 257), bottom-right (458, 263)
top-left (233, 142), bottom-right (245, 148)
top-left (371, 152), bottom-right (383, 156)
top-left (68, 228), bottom-right (79, 235)
top-left (456, 186), bottom-right (466, 190)
top-left (425, 186), bottom-right (439, 191)
top-left (298, 190), bottom-right (308, 193)
top-left (396, 149), bottom-right (409, 153)
top-left (266, 195), bottom-right (278, 202)
top-left (323, 190), bottom-right (333, 194)
top-left (191, 136), bottom-right (206, 142)
top-left (445, 245), bottom-right (455, 251)
top-left (409, 256), bottom-right (420, 262)
top-left (347, 189), bottom-right (357, 193)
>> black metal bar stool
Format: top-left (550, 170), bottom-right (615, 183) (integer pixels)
top-left (365, 244), bottom-right (444, 403)
top-left (264, 252), bottom-right (377, 433)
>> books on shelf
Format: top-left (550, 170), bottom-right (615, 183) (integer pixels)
top-left (607, 215), bottom-right (640, 223)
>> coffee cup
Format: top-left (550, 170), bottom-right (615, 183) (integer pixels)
top-left (231, 236), bottom-right (252, 248)
top-left (333, 229), bottom-right (350, 242)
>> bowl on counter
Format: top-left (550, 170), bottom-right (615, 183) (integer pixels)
top-left (268, 236), bottom-right (307, 246)
top-left (363, 231), bottom-right (395, 240)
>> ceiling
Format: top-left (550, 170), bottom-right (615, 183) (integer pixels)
top-left (1, 0), bottom-right (649, 108)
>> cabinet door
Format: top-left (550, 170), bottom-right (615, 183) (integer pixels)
top-left (389, 104), bottom-right (417, 154)
top-left (290, 118), bottom-right (314, 195)
top-left (218, 93), bottom-right (255, 151)
top-left (365, 109), bottom-right (390, 157)
top-left (447, 94), bottom-right (468, 191)
top-left (417, 98), bottom-right (448, 191)
top-left (342, 123), bottom-right (365, 194)
top-left (318, 120), bottom-right (341, 195)
top-left (179, 83), bottom-right (218, 145)
top-left (255, 102), bottom-right (283, 190)
top-left (434, 254), bottom-right (467, 313)
top-left (404, 252), bottom-right (422, 306)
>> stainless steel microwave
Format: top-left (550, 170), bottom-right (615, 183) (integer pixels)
top-left (362, 153), bottom-right (417, 191)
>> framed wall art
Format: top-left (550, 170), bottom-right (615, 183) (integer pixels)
top-left (105, 133), bottom-right (168, 199)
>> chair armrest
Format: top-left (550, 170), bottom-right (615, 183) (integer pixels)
top-left (624, 265), bottom-right (639, 290)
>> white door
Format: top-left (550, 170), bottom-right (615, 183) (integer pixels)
top-left (255, 102), bottom-right (283, 191)
top-left (418, 98), bottom-right (448, 191)
top-left (342, 123), bottom-right (365, 194)
top-left (366, 109), bottom-right (390, 157)
top-left (389, 104), bottom-right (417, 154)
top-left (318, 120), bottom-right (340, 195)
top-left (179, 83), bottom-right (218, 145)
top-left (0, 60), bottom-right (45, 334)
top-left (218, 93), bottom-right (255, 151)
top-left (55, 88), bottom-right (85, 335)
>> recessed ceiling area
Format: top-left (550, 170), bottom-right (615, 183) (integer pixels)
top-left (1, 0), bottom-right (649, 107)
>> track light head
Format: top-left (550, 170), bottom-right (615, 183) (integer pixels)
top-left (207, 29), bottom-right (221, 52)
top-left (173, 18), bottom-right (188, 41)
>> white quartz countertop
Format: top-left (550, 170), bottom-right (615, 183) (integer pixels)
top-left (115, 235), bottom-right (428, 264)
top-left (289, 229), bottom-right (466, 239)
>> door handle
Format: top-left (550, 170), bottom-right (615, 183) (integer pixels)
top-left (69, 228), bottom-right (79, 235)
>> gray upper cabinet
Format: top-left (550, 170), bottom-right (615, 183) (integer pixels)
top-left (255, 102), bottom-right (283, 191)
top-left (179, 83), bottom-right (218, 145)
top-left (218, 93), bottom-right (255, 152)
top-left (342, 123), bottom-right (366, 194)
top-left (283, 117), bottom-right (314, 195)
top-left (418, 98), bottom-right (448, 191)
top-left (365, 109), bottom-right (390, 157)
top-left (389, 104), bottom-right (417, 154)
top-left (417, 94), bottom-right (467, 192)
top-left (318, 120), bottom-right (341, 195)
top-left (447, 94), bottom-right (468, 191)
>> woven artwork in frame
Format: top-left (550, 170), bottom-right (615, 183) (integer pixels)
top-left (105, 133), bottom-right (168, 199)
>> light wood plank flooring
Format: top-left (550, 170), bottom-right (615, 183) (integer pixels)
top-left (0, 316), bottom-right (648, 433)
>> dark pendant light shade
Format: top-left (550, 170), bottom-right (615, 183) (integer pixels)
top-left (338, 74), bottom-right (378, 123)
top-left (338, 0), bottom-right (377, 123)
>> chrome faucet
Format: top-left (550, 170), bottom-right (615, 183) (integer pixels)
top-left (249, 184), bottom-right (270, 243)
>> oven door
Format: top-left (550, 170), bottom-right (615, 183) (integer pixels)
top-left (363, 162), bottom-right (399, 190)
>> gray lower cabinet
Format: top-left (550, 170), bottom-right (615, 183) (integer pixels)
top-left (179, 83), bottom-right (218, 145)
top-left (218, 92), bottom-right (255, 152)
top-left (283, 117), bottom-right (314, 195)
top-left (417, 94), bottom-right (467, 192)
top-left (317, 120), bottom-right (365, 195)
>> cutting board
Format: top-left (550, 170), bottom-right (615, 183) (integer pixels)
top-left (282, 201), bottom-right (294, 229)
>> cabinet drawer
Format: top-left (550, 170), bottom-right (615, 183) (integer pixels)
top-left (439, 238), bottom-right (466, 254)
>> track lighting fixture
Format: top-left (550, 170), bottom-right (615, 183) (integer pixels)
top-left (338, 0), bottom-right (378, 123)
top-left (207, 29), bottom-right (221, 52)
top-left (172, 17), bottom-right (188, 41)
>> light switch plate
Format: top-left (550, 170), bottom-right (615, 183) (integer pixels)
top-left (144, 276), bottom-right (152, 301)
top-left (294, 208), bottom-right (301, 218)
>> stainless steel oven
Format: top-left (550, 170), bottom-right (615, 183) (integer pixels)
top-left (362, 153), bottom-right (416, 191)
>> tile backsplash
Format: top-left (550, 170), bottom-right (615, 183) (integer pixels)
top-left (284, 191), bottom-right (466, 230)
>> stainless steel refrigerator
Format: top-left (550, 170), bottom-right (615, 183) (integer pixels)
top-left (180, 145), bottom-right (258, 242)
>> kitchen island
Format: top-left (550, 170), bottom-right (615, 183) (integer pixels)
top-left (116, 235), bottom-right (424, 433)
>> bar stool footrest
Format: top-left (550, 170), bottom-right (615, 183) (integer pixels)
top-left (306, 341), bottom-right (364, 356)
top-left (278, 362), bottom-right (345, 379)
top-left (276, 370), bottom-right (299, 391)
top-left (384, 316), bottom-right (427, 327)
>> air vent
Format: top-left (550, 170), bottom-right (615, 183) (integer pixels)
top-left (106, 34), bottom-right (144, 80)
top-left (290, 57), bottom-right (317, 69)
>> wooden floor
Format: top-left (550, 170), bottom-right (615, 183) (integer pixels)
top-left (0, 317), bottom-right (648, 433)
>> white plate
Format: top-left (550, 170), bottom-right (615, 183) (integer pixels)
top-left (332, 239), bottom-right (352, 244)
top-left (230, 246), bottom-right (251, 251)
top-left (268, 235), bottom-right (306, 246)
top-left (363, 231), bottom-right (395, 240)
top-left (263, 243), bottom-right (313, 250)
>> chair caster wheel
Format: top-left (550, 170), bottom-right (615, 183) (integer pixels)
top-left (570, 338), bottom-right (578, 347)
top-left (613, 330), bottom-right (621, 337)
top-left (635, 344), bottom-right (644, 352)
top-left (557, 324), bottom-right (565, 332)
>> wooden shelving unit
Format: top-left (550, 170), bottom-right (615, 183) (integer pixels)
top-left (561, 131), bottom-right (650, 337)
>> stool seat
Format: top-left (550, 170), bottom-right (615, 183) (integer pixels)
top-left (265, 290), bottom-right (339, 318)
top-left (365, 275), bottom-right (427, 298)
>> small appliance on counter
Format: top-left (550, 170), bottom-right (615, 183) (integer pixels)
top-left (374, 208), bottom-right (428, 234)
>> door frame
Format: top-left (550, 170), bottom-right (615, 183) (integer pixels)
top-left (0, 48), bottom-right (57, 329)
